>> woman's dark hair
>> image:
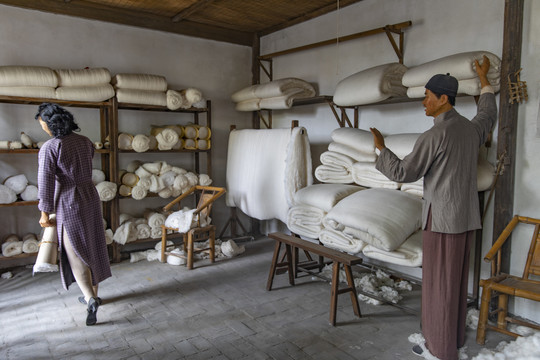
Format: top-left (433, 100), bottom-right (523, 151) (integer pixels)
top-left (35, 103), bottom-right (80, 137)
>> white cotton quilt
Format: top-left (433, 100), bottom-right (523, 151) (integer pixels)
top-left (226, 127), bottom-right (312, 223)
top-left (328, 142), bottom-right (377, 162)
top-left (54, 68), bottom-right (111, 87)
top-left (406, 78), bottom-right (501, 98)
top-left (323, 188), bottom-right (422, 252)
top-left (0, 66), bottom-right (58, 87)
top-left (362, 230), bottom-right (422, 267)
top-left (331, 127), bottom-right (376, 154)
top-left (293, 184), bottom-right (365, 212)
top-left (315, 164), bottom-right (353, 184)
top-left (0, 86), bottom-right (56, 99)
top-left (55, 84), bottom-right (115, 102)
top-left (333, 63), bottom-right (408, 106)
top-left (319, 228), bottom-right (366, 254)
top-left (383, 133), bottom-right (420, 159)
top-left (287, 205), bottom-right (325, 239)
top-left (231, 78), bottom-right (316, 102)
top-left (115, 88), bottom-right (167, 106)
top-left (402, 51), bottom-right (501, 87)
top-left (112, 73), bottom-right (168, 91)
top-left (351, 162), bottom-right (400, 189)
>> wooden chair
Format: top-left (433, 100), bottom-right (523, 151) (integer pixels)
top-left (476, 215), bottom-right (540, 344)
top-left (160, 185), bottom-right (225, 269)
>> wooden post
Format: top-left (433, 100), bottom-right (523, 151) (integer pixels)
top-left (492, 0), bottom-right (524, 273)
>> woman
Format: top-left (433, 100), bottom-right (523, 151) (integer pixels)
top-left (36, 103), bottom-right (111, 326)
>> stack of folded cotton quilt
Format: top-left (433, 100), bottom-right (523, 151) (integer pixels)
top-left (0, 65), bottom-right (57, 99)
top-left (54, 67), bottom-right (115, 102)
top-left (226, 126), bottom-right (312, 223)
top-left (231, 78), bottom-right (316, 111)
top-left (287, 184), bottom-right (364, 239)
top-left (403, 51), bottom-right (501, 98)
top-left (333, 63), bottom-right (408, 106)
top-left (113, 73), bottom-right (168, 106)
top-left (319, 188), bottom-right (423, 267)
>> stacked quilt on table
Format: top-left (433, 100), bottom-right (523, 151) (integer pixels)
top-left (403, 51), bottom-right (501, 98)
top-left (231, 78), bottom-right (316, 111)
top-left (226, 127), bottom-right (312, 223)
top-left (333, 63), bottom-right (408, 106)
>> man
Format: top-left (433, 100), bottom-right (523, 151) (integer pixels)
top-left (370, 55), bottom-right (497, 360)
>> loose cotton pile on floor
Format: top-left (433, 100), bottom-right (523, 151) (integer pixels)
top-left (319, 265), bottom-right (412, 305)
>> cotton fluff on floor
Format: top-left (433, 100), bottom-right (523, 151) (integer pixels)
top-left (318, 265), bottom-right (412, 305)
top-left (408, 308), bottom-right (540, 360)
top-left (129, 239), bottom-right (245, 265)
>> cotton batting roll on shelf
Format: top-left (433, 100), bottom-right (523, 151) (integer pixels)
top-left (118, 133), bottom-right (133, 150)
top-left (2, 241), bottom-right (23, 257)
top-left (55, 84), bottom-right (115, 102)
top-left (0, 65), bottom-right (58, 87)
top-left (55, 67), bottom-right (111, 87)
top-left (184, 139), bottom-right (197, 150)
top-left (113, 222), bottom-right (138, 245)
top-left (0, 86), bottom-right (56, 99)
top-left (20, 185), bottom-right (38, 201)
top-left (131, 134), bottom-right (150, 153)
top-left (22, 235), bottom-right (39, 253)
top-left (182, 88), bottom-right (202, 106)
top-left (198, 174), bottom-right (212, 186)
top-left (183, 124), bottom-right (199, 139)
top-left (166, 89), bottom-right (189, 110)
top-left (92, 169), bottom-right (106, 185)
top-left (146, 212), bottom-right (166, 228)
top-left (197, 126), bottom-right (211, 140)
top-left (9, 141), bottom-right (23, 150)
top-left (95, 181), bottom-right (117, 202)
top-left (165, 125), bottom-right (184, 137)
top-left (131, 185), bottom-right (148, 200)
top-left (0, 184), bottom-right (17, 204)
top-left (4, 174), bottom-right (28, 194)
top-left (115, 88), bottom-right (167, 106)
top-left (155, 128), bottom-right (179, 150)
top-left (112, 73), bottom-right (168, 91)
top-left (119, 184), bottom-right (132, 197)
top-left (121, 172), bottom-right (139, 187)
top-left (136, 223), bottom-right (151, 239)
top-left (0, 140), bottom-right (10, 149)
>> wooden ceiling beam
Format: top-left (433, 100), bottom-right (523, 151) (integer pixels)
top-left (171, 0), bottom-right (215, 23)
top-left (0, 0), bottom-right (253, 46)
top-left (258, 0), bottom-right (365, 36)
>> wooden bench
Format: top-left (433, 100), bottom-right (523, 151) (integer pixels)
top-left (267, 232), bottom-right (363, 326)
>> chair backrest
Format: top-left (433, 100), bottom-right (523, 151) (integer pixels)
top-left (163, 185), bottom-right (226, 227)
top-left (485, 215), bottom-right (540, 280)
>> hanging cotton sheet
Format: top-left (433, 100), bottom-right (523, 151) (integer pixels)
top-left (333, 63), bottom-right (408, 106)
top-left (226, 127), bottom-right (312, 223)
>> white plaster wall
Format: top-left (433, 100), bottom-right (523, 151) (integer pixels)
top-left (261, 0), bottom-right (539, 322)
top-left (0, 5), bottom-right (252, 247)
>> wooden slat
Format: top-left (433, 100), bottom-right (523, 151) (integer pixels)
top-left (492, 0), bottom-right (524, 274)
top-left (171, 0), bottom-right (215, 22)
top-left (0, 0), bottom-right (253, 46)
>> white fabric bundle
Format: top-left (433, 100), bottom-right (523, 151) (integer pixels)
top-left (331, 127), bottom-right (376, 153)
top-left (328, 142), bottom-right (377, 162)
top-left (231, 78), bottom-right (316, 111)
top-left (182, 88), bottom-right (202, 105)
top-left (158, 188), bottom-right (172, 198)
top-left (149, 175), bottom-right (165, 193)
top-left (131, 185), bottom-right (148, 200)
top-left (166, 89), bottom-right (189, 110)
top-left (198, 174), bottom-right (212, 186)
top-left (221, 240), bottom-right (245, 257)
top-left (0, 66), bottom-right (58, 87)
top-left (319, 228), bottom-right (366, 254)
top-left (400, 180), bottom-right (424, 197)
top-left (119, 213), bottom-right (132, 225)
top-left (22, 235), bottom-right (39, 253)
top-left (477, 157), bottom-right (495, 191)
top-left (315, 164), bottom-right (353, 184)
top-left (402, 51), bottom-right (501, 97)
top-left (0, 184), bottom-right (17, 204)
top-left (183, 125), bottom-right (199, 139)
top-left (9, 141), bottom-right (23, 150)
top-left (118, 185), bottom-right (132, 197)
top-left (112, 73), bottom-right (168, 91)
top-left (287, 205), bottom-right (326, 239)
top-left (164, 208), bottom-right (197, 233)
top-left (33, 214), bottom-right (58, 273)
top-left (137, 177), bottom-right (152, 191)
top-left (351, 162), bottom-right (401, 189)
top-left (55, 68), bottom-right (111, 87)
top-left (4, 174), bottom-right (28, 194)
top-left (2, 241), bottom-right (23, 257)
top-left (150, 227), bottom-right (162, 239)
top-left (333, 63), bottom-right (408, 106)
top-left (95, 181), bottom-right (117, 202)
top-left (115, 88), bottom-right (167, 106)
top-left (113, 222), bottom-right (138, 245)
top-left (383, 133), bottom-right (421, 159)
top-left (130, 250), bottom-right (148, 263)
top-left (92, 169), bottom-right (106, 185)
top-left (323, 188), bottom-right (422, 252)
top-left (55, 84), bottom-right (115, 102)
top-left (362, 230), bottom-right (422, 267)
top-left (0, 140), bottom-right (10, 149)
top-left (293, 184), bottom-right (365, 212)
top-left (136, 223), bottom-right (151, 240)
top-left (155, 128), bottom-right (179, 150)
top-left (20, 185), bottom-right (38, 201)
top-left (0, 86), bottom-right (56, 99)
top-left (146, 212), bottom-right (166, 228)
top-left (118, 133), bottom-right (133, 150)
top-left (160, 171), bottom-right (177, 188)
top-left (197, 140), bottom-right (211, 150)
top-left (198, 127), bottom-right (211, 140)
top-left (167, 249), bottom-right (186, 265)
top-left (184, 139), bottom-right (196, 150)
top-left (121, 172), bottom-right (139, 187)
top-left (185, 172), bottom-right (199, 187)
top-left (226, 127), bottom-right (312, 223)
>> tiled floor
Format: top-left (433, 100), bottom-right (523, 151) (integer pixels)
top-left (0, 237), bottom-right (509, 359)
